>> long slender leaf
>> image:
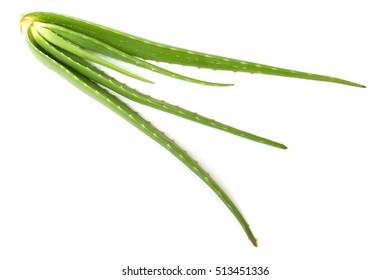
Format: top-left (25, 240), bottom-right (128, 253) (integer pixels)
top-left (24, 11), bottom-right (365, 87)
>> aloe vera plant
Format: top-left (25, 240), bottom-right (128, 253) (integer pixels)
top-left (19, 12), bottom-right (364, 247)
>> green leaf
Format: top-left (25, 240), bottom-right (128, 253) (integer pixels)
top-left (24, 11), bottom-right (365, 87)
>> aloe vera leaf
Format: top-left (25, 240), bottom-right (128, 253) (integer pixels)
top-left (34, 22), bottom-right (153, 84)
top-left (32, 28), bottom-right (286, 150)
top-left (39, 22), bottom-right (233, 87)
top-left (24, 12), bottom-right (365, 87)
top-left (25, 25), bottom-right (258, 246)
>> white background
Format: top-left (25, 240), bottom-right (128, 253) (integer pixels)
top-left (1, 1), bottom-right (389, 279)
